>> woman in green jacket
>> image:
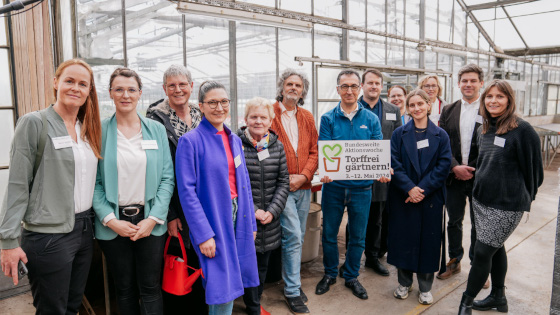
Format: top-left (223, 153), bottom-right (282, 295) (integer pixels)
top-left (0, 59), bottom-right (102, 314)
top-left (93, 68), bottom-right (174, 315)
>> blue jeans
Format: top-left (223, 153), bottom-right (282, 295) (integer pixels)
top-left (321, 184), bottom-right (372, 281)
top-left (208, 301), bottom-right (234, 315)
top-left (280, 189), bottom-right (311, 297)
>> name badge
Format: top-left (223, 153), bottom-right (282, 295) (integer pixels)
top-left (360, 125), bottom-right (368, 129)
top-left (386, 113), bottom-right (397, 121)
top-left (141, 140), bottom-right (158, 150)
top-left (494, 136), bottom-right (506, 147)
top-left (52, 136), bottom-right (73, 149)
top-left (257, 149), bottom-right (270, 161)
top-left (476, 115), bottom-right (483, 124)
top-left (234, 155), bottom-right (242, 168)
top-left (417, 139), bottom-right (429, 149)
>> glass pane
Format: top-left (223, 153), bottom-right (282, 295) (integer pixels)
top-left (280, 0), bottom-right (311, 15)
top-left (349, 31), bottom-right (365, 63)
top-left (479, 19), bottom-right (525, 50)
top-left (367, 1), bottom-right (385, 31)
top-left (425, 1), bottom-right (438, 40)
top-left (404, 0), bottom-right (419, 39)
top-left (0, 15), bottom-right (6, 46)
top-left (92, 65), bottom-right (120, 119)
top-left (314, 24), bottom-right (341, 60)
top-left (0, 109), bottom-right (14, 166)
top-left (367, 34), bottom-right (386, 64)
top-left (438, 0), bottom-right (453, 42)
top-left (278, 29), bottom-right (312, 112)
top-left (453, 11), bottom-right (466, 46)
top-left (126, 4), bottom-right (182, 115)
top-left (0, 49), bottom-right (13, 107)
top-left (548, 85), bottom-right (558, 99)
top-left (387, 39), bottom-right (403, 67)
top-left (236, 23), bottom-right (276, 128)
top-left (547, 100), bottom-right (556, 115)
top-left (0, 169), bottom-right (8, 206)
top-left (314, 0), bottom-right (341, 20)
top-left (77, 0), bottom-right (125, 61)
top-left (404, 44), bottom-right (419, 68)
top-left (317, 67), bottom-right (341, 101)
top-left (349, 0), bottom-right (366, 27)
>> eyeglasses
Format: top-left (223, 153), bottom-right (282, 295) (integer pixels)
top-left (338, 84), bottom-right (360, 92)
top-left (203, 99), bottom-right (231, 109)
top-left (110, 88), bottom-right (139, 96)
top-left (166, 84), bottom-right (190, 91)
top-left (422, 84), bottom-right (438, 90)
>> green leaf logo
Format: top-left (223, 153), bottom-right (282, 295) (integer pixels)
top-left (322, 144), bottom-right (342, 162)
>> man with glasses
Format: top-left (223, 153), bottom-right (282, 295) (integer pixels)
top-left (315, 69), bottom-right (384, 300)
top-left (352, 69), bottom-right (401, 277)
top-left (271, 69), bottom-right (318, 314)
top-left (437, 64), bottom-right (486, 288)
top-left (146, 64), bottom-right (206, 314)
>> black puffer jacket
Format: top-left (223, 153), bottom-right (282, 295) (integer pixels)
top-left (237, 127), bottom-right (290, 253)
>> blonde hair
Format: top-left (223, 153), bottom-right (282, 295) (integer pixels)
top-left (418, 75), bottom-right (443, 99)
top-left (406, 89), bottom-right (432, 115)
top-left (244, 97), bottom-right (275, 120)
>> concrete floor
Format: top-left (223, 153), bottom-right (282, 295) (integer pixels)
top-left (1, 159), bottom-right (558, 315)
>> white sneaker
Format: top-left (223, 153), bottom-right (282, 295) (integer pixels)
top-left (394, 285), bottom-right (412, 299)
top-left (418, 291), bottom-right (433, 305)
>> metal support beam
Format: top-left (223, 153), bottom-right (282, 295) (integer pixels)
top-left (419, 0), bottom-right (425, 69)
top-left (228, 21), bottom-right (238, 131)
top-left (502, 6), bottom-right (529, 49)
top-left (505, 46), bottom-right (560, 56)
top-left (456, 0), bottom-right (502, 53)
top-left (466, 0), bottom-right (538, 11)
top-left (341, 0), bottom-right (349, 61)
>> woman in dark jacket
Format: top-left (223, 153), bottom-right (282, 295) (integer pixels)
top-left (457, 80), bottom-right (543, 315)
top-left (387, 89), bottom-right (451, 305)
top-left (237, 97), bottom-right (290, 315)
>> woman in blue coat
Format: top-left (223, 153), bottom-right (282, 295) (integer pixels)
top-left (387, 89), bottom-right (451, 305)
top-left (93, 68), bottom-right (175, 315)
top-left (175, 81), bottom-right (259, 315)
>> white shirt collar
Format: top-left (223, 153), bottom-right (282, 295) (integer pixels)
top-left (461, 96), bottom-right (481, 107)
top-left (279, 101), bottom-right (297, 114)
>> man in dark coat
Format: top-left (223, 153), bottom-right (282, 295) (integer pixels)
top-left (437, 64), bottom-right (484, 282)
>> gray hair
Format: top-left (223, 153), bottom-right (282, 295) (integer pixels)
top-left (337, 69), bottom-right (361, 85)
top-left (275, 69), bottom-right (310, 106)
top-left (244, 97), bottom-right (275, 120)
top-left (163, 64), bottom-right (192, 85)
top-left (198, 80), bottom-right (227, 103)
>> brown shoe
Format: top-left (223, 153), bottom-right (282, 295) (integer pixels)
top-left (436, 258), bottom-right (461, 280)
top-left (482, 278), bottom-right (490, 289)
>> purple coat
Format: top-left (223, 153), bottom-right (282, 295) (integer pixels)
top-left (175, 117), bottom-right (259, 305)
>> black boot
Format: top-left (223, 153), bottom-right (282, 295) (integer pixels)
top-left (473, 286), bottom-right (508, 313)
top-left (458, 293), bottom-right (474, 315)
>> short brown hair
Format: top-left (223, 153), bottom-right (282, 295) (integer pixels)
top-left (388, 85), bottom-right (407, 96)
top-left (458, 63), bottom-right (484, 82)
top-left (109, 67), bottom-right (143, 90)
top-left (362, 69), bottom-right (383, 84)
top-left (480, 79), bottom-right (518, 135)
top-left (406, 89), bottom-right (432, 115)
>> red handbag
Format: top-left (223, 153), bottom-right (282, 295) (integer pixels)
top-left (162, 234), bottom-right (203, 296)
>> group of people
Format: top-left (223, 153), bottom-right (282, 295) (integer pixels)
top-left (0, 59), bottom-right (543, 315)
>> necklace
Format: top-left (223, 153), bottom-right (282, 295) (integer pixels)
top-left (415, 128), bottom-right (427, 133)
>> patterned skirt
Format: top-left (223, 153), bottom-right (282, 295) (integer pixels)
top-left (472, 198), bottom-right (523, 248)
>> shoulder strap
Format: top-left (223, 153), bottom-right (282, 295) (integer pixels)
top-left (33, 110), bottom-right (48, 178)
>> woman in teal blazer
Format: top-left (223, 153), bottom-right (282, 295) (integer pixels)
top-left (92, 68), bottom-right (174, 315)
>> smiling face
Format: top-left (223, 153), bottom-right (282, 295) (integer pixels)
top-left (246, 106), bottom-right (272, 139)
top-left (421, 77), bottom-right (440, 102)
top-left (53, 64), bottom-right (91, 109)
top-left (164, 75), bottom-right (192, 108)
top-left (362, 72), bottom-right (382, 103)
top-left (484, 86), bottom-right (509, 118)
top-left (200, 88), bottom-right (230, 129)
top-left (459, 72), bottom-right (484, 102)
top-left (407, 95), bottom-right (431, 122)
top-left (337, 74), bottom-right (361, 107)
top-left (389, 87), bottom-right (406, 111)
top-left (110, 76), bottom-right (142, 115)
top-left (282, 75), bottom-right (304, 105)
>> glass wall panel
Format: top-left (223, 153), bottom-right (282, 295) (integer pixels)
top-left (278, 28), bottom-right (312, 112)
top-left (349, 31), bottom-right (366, 63)
top-left (314, 24), bottom-right (341, 60)
top-left (280, 0), bottom-right (311, 15)
top-left (236, 23), bottom-right (276, 128)
top-left (367, 34), bottom-right (386, 64)
top-left (0, 49), bottom-right (13, 107)
top-left (314, 0), bottom-right (341, 20)
top-left (0, 169), bottom-right (8, 205)
top-left (0, 109), bottom-right (14, 166)
top-left (453, 10), bottom-right (466, 46)
top-left (93, 65), bottom-right (122, 119)
top-left (425, 50), bottom-right (437, 71)
top-left (349, 0), bottom-right (366, 27)
top-left (425, 1), bottom-right (438, 40)
top-left (404, 0), bottom-right (419, 39)
top-left (77, 0), bottom-right (125, 61)
top-left (466, 19), bottom-right (478, 49)
top-left (529, 64), bottom-right (540, 116)
top-left (0, 16), bottom-right (6, 45)
top-left (438, 0), bottom-right (453, 42)
top-left (404, 43), bottom-right (419, 68)
top-left (547, 85), bottom-right (558, 115)
top-left (317, 67), bottom-right (340, 102)
top-left (387, 39), bottom-right (403, 66)
top-left (367, 0), bottom-right (385, 31)
top-left (126, 4), bottom-right (182, 114)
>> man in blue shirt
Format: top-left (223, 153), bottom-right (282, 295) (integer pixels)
top-left (315, 69), bottom-right (386, 300)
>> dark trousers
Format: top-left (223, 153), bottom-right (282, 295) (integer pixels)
top-left (446, 179), bottom-right (476, 263)
top-left (243, 250), bottom-right (273, 315)
top-left (21, 210), bottom-right (94, 315)
top-left (397, 268), bottom-right (435, 293)
top-left (465, 241), bottom-right (508, 297)
top-left (364, 201), bottom-right (388, 260)
top-left (98, 232), bottom-right (166, 315)
top-left (162, 237), bottom-right (207, 315)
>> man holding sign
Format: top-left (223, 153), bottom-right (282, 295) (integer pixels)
top-left (315, 69), bottom-right (387, 300)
